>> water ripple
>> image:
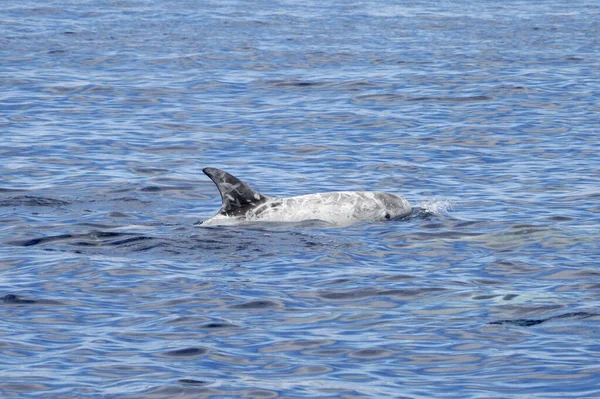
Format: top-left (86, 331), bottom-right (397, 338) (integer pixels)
top-left (1, 0), bottom-right (599, 397)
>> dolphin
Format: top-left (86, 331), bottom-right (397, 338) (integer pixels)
top-left (201, 167), bottom-right (412, 226)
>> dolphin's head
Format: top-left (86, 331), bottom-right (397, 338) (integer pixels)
top-left (375, 192), bottom-right (412, 221)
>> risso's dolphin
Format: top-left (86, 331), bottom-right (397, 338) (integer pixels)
top-left (201, 167), bottom-right (412, 226)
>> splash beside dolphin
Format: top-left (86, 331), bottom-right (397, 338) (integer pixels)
top-left (201, 168), bottom-right (411, 227)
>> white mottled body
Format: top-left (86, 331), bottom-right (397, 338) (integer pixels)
top-left (203, 191), bottom-right (411, 226)
top-left (200, 167), bottom-right (411, 227)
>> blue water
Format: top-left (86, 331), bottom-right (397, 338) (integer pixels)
top-left (1, 0), bottom-right (599, 397)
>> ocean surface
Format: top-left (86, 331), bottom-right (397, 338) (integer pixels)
top-left (1, 0), bottom-right (599, 397)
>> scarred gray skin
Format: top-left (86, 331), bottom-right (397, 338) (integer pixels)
top-left (201, 167), bottom-right (411, 227)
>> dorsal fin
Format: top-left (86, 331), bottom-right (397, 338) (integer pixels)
top-left (203, 167), bottom-right (269, 216)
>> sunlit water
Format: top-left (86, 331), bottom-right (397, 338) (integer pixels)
top-left (1, 0), bottom-right (599, 398)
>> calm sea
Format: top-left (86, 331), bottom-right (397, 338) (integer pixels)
top-left (1, 0), bottom-right (599, 398)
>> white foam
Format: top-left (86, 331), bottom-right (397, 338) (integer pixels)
top-left (417, 198), bottom-right (455, 216)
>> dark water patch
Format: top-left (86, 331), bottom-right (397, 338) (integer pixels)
top-left (7, 231), bottom-right (157, 252)
top-left (200, 322), bottom-right (239, 329)
top-left (493, 319), bottom-right (546, 327)
top-left (348, 348), bottom-right (394, 359)
top-left (545, 215), bottom-right (574, 222)
top-left (317, 287), bottom-right (445, 301)
top-left (109, 236), bottom-right (155, 247)
top-left (5, 226), bottom-right (330, 260)
top-left (454, 220), bottom-right (488, 228)
top-left (8, 234), bottom-right (75, 247)
top-left (490, 311), bottom-right (598, 327)
top-left (2, 294), bottom-right (37, 304)
top-left (139, 186), bottom-right (164, 192)
top-left (267, 79), bottom-right (334, 88)
top-left (0, 195), bottom-right (69, 207)
top-left (70, 241), bottom-right (100, 247)
top-left (162, 347), bottom-right (208, 357)
top-left (2, 294), bottom-right (62, 305)
top-left (229, 299), bottom-right (281, 310)
top-left (560, 56), bottom-right (585, 62)
top-left (422, 222), bottom-right (444, 229)
top-left (107, 211), bottom-right (132, 218)
top-left (178, 379), bottom-right (209, 385)
top-left (473, 294), bottom-right (501, 300)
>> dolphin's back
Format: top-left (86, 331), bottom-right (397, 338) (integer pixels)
top-left (201, 168), bottom-right (411, 226)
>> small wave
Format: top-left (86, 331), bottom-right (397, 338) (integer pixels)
top-left (416, 198), bottom-right (455, 217)
top-left (490, 311), bottom-right (598, 327)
